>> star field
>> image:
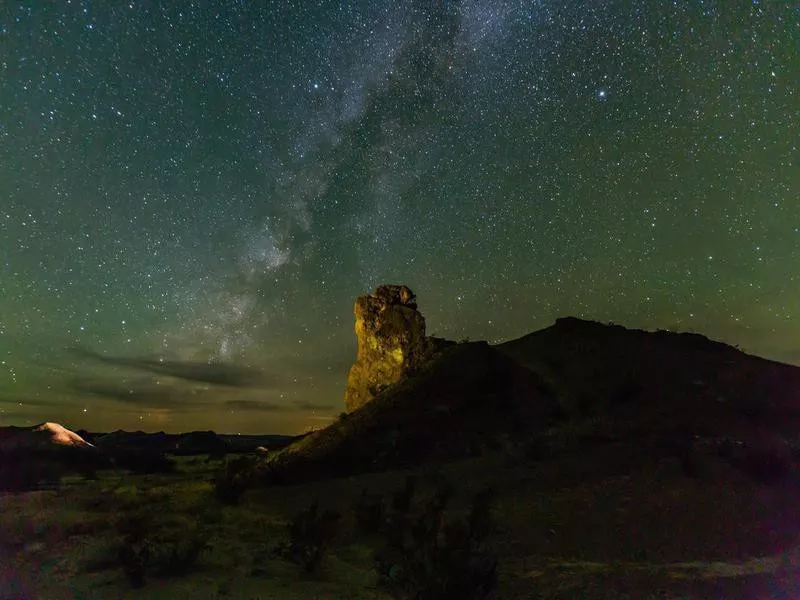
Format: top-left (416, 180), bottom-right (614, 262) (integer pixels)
top-left (1, 1), bottom-right (797, 433)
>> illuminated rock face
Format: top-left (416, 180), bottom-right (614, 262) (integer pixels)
top-left (345, 285), bottom-right (429, 412)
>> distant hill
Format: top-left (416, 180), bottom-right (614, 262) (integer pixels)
top-left (0, 423), bottom-right (298, 459)
top-left (88, 430), bottom-right (298, 455)
top-left (218, 433), bottom-right (301, 453)
top-left (0, 422), bottom-right (94, 451)
top-left (262, 317), bottom-right (800, 485)
top-left (0, 422), bottom-right (100, 491)
top-left (0, 422), bottom-right (300, 490)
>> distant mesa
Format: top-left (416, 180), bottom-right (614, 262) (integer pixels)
top-left (344, 284), bottom-right (450, 412)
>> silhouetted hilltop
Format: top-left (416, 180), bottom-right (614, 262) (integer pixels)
top-left (261, 293), bottom-right (800, 486)
top-left (498, 316), bottom-right (800, 438)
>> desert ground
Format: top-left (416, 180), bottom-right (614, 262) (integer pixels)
top-left (2, 443), bottom-right (799, 599)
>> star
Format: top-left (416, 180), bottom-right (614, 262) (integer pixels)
top-left (0, 0), bottom-right (795, 433)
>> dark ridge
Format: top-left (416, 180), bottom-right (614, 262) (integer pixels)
top-left (260, 317), bottom-right (800, 487)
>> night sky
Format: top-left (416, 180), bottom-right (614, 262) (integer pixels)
top-left (1, 1), bottom-right (797, 434)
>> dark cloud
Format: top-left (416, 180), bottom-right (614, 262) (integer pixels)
top-left (271, 352), bottom-right (354, 374)
top-left (224, 399), bottom-right (284, 413)
top-left (69, 377), bottom-right (186, 408)
top-left (293, 400), bottom-right (337, 412)
top-left (0, 393), bottom-right (61, 408)
top-left (222, 399), bottom-right (336, 413)
top-left (71, 348), bottom-right (269, 388)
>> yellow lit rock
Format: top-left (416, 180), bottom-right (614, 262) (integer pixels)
top-left (344, 285), bottom-right (429, 412)
top-left (391, 347), bottom-right (404, 363)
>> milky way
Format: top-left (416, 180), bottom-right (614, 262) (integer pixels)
top-left (1, 1), bottom-right (797, 433)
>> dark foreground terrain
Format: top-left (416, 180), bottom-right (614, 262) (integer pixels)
top-left (3, 317), bottom-right (800, 598)
top-left (1, 447), bottom-right (799, 599)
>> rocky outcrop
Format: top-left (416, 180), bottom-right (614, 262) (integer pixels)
top-left (344, 285), bottom-right (432, 412)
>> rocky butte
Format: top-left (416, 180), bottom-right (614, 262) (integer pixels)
top-left (344, 285), bottom-right (435, 412)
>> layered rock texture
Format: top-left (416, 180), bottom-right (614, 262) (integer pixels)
top-left (344, 285), bottom-right (432, 412)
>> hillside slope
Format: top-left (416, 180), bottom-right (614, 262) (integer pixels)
top-left (265, 341), bottom-right (561, 483)
top-left (498, 317), bottom-right (800, 443)
top-left (265, 317), bottom-right (800, 485)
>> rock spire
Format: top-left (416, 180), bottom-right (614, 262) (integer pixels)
top-left (344, 285), bottom-right (430, 412)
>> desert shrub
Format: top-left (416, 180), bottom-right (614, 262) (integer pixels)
top-left (81, 490), bottom-right (117, 513)
top-left (466, 488), bottom-right (495, 543)
top-left (390, 476), bottom-right (417, 522)
top-left (615, 382), bottom-right (643, 406)
top-left (500, 436), bottom-right (554, 465)
top-left (0, 458), bottom-right (63, 492)
top-left (118, 536), bottom-right (150, 588)
top-left (274, 502), bottom-right (341, 574)
top-left (149, 535), bottom-right (207, 577)
top-left (251, 543), bottom-right (272, 577)
top-left (355, 489), bottom-right (386, 535)
top-left (213, 455), bottom-right (253, 505)
top-left (366, 475), bottom-right (417, 549)
top-left (116, 512), bottom-right (152, 588)
top-left (115, 512), bottom-right (152, 544)
top-left (207, 448), bottom-right (228, 462)
top-left (61, 514), bottom-right (110, 538)
top-left (732, 447), bottom-right (792, 484)
top-left (113, 451), bottom-right (175, 475)
top-left (81, 467), bottom-right (98, 480)
top-left (112, 511), bottom-right (207, 587)
top-left (523, 438), bottom-right (554, 461)
top-left (84, 541), bottom-right (123, 573)
top-left (374, 485), bottom-right (498, 600)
